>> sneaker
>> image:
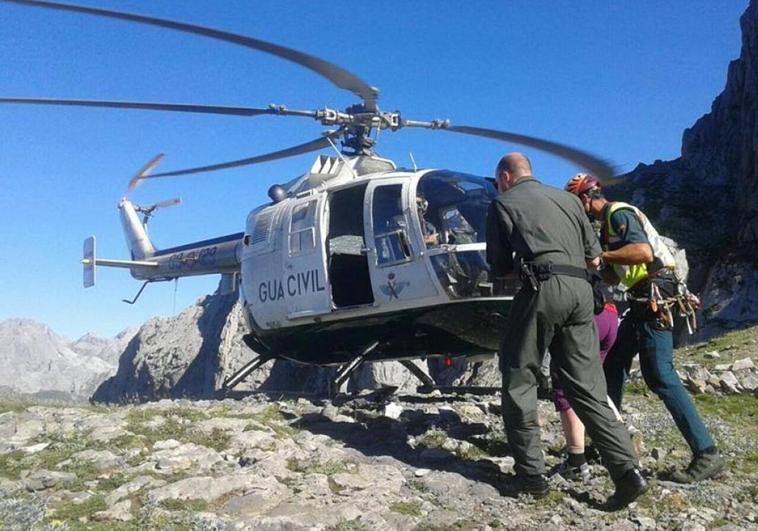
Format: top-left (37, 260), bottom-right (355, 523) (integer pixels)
top-left (516, 474), bottom-right (549, 499)
top-left (607, 468), bottom-right (649, 508)
top-left (550, 460), bottom-right (591, 483)
top-left (670, 451), bottom-right (725, 483)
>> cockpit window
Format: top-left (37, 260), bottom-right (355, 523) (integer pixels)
top-left (416, 171), bottom-right (497, 245)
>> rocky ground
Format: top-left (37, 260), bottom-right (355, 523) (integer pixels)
top-left (1, 327), bottom-right (757, 531)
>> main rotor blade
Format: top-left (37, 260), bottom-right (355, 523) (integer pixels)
top-left (420, 123), bottom-right (617, 182)
top-left (3, 0), bottom-right (379, 111)
top-left (142, 131), bottom-right (342, 180)
top-left (0, 97), bottom-right (310, 118)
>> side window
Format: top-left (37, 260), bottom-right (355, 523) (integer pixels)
top-left (289, 200), bottom-right (316, 256)
top-left (372, 184), bottom-right (412, 266)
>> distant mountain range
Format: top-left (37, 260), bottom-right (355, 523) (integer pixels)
top-left (0, 319), bottom-right (136, 402)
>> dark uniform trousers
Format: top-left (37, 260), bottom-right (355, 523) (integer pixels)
top-left (604, 306), bottom-right (716, 454)
top-left (501, 274), bottom-right (638, 480)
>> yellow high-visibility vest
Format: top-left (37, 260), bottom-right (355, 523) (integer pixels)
top-left (603, 202), bottom-right (676, 289)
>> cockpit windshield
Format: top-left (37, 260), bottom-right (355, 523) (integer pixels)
top-left (416, 171), bottom-right (505, 299)
top-left (416, 171), bottom-right (497, 245)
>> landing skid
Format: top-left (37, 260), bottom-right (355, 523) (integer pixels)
top-left (219, 334), bottom-right (489, 397)
top-left (222, 354), bottom-right (274, 390)
top-left (332, 340), bottom-right (380, 394)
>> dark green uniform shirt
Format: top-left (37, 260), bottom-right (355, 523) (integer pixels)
top-left (486, 177), bottom-right (602, 276)
top-left (602, 206), bottom-right (650, 250)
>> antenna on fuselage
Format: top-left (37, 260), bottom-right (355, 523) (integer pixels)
top-left (409, 152), bottom-right (418, 172)
top-left (326, 137), bottom-right (357, 179)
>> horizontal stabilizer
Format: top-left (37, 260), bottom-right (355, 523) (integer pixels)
top-left (82, 235), bottom-right (159, 288)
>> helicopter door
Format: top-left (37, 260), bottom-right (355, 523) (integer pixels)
top-left (282, 195), bottom-right (331, 319)
top-left (365, 180), bottom-right (439, 305)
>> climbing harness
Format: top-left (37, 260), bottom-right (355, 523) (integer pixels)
top-left (625, 278), bottom-right (699, 334)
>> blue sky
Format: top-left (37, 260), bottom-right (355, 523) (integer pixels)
top-left (0, 1), bottom-right (748, 339)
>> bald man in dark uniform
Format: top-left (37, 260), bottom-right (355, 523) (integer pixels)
top-left (486, 152), bottom-right (647, 506)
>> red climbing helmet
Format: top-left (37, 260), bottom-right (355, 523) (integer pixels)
top-left (565, 173), bottom-right (600, 197)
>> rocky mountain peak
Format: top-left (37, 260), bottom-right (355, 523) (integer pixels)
top-left (608, 0), bottom-right (758, 334)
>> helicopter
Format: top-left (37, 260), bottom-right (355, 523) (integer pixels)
top-left (1, 0), bottom-right (618, 392)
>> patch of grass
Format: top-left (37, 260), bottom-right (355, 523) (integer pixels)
top-left (127, 407), bottom-right (208, 427)
top-left (743, 451), bottom-right (758, 475)
top-left (456, 443), bottom-right (485, 461)
top-left (736, 483), bottom-right (758, 503)
top-left (268, 423), bottom-right (297, 439)
top-left (286, 458), bottom-right (349, 476)
top-left (192, 428), bottom-right (232, 453)
top-left (137, 510), bottom-right (194, 531)
top-left (108, 433), bottom-right (148, 451)
top-left (256, 405), bottom-right (286, 423)
top-left (693, 394), bottom-right (758, 427)
top-left (534, 489), bottom-right (564, 508)
top-left (50, 494), bottom-right (106, 522)
top-left (168, 408), bottom-right (210, 423)
top-left (158, 498), bottom-right (209, 512)
top-left (390, 500), bottom-right (422, 517)
top-left (0, 401), bottom-right (29, 414)
top-left (125, 408), bottom-right (163, 424)
top-left (63, 461), bottom-right (103, 491)
top-left (416, 428), bottom-right (449, 450)
top-left (327, 517), bottom-right (372, 531)
top-left (409, 479), bottom-right (430, 493)
top-left (327, 476), bottom-right (342, 494)
top-left (62, 523), bottom-right (136, 531)
top-left (7, 432), bottom-right (107, 484)
top-left (238, 405), bottom-right (298, 439)
top-left (697, 327), bottom-right (758, 354)
top-left (125, 414), bottom-right (189, 447)
top-left (93, 472), bottom-right (129, 492)
top-left (413, 522), bottom-right (473, 531)
top-left (625, 381), bottom-right (649, 396)
top-left (78, 403), bottom-right (115, 415)
top-left (0, 450), bottom-right (28, 479)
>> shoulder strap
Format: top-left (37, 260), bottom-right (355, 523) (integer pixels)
top-left (605, 202), bottom-right (637, 237)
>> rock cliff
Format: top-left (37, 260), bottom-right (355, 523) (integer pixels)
top-left (607, 1), bottom-right (758, 334)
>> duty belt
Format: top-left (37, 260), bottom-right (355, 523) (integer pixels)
top-left (519, 261), bottom-right (590, 292)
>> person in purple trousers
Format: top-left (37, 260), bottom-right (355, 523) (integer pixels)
top-left (550, 303), bottom-right (620, 482)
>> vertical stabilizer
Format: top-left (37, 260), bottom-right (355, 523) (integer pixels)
top-left (119, 199), bottom-right (155, 260)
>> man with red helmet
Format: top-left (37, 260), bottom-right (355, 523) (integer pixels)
top-left (564, 173), bottom-right (724, 484)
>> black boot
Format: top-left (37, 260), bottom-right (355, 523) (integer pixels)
top-left (608, 468), bottom-right (649, 507)
top-left (670, 450), bottom-right (725, 483)
top-left (517, 474), bottom-right (549, 499)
